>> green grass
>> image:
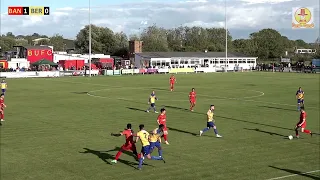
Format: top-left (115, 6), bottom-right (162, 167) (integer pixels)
top-left (1, 72), bottom-right (319, 180)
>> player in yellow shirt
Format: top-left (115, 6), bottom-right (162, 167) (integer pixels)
top-left (135, 124), bottom-right (165, 170)
top-left (296, 87), bottom-right (304, 111)
top-left (1, 79), bottom-right (7, 95)
top-left (199, 105), bottom-right (222, 138)
top-left (146, 91), bottom-right (158, 113)
top-left (149, 124), bottom-right (164, 157)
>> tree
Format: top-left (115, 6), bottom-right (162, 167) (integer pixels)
top-left (140, 25), bottom-right (169, 52)
top-left (49, 34), bottom-right (66, 51)
top-left (129, 34), bottom-right (140, 41)
top-left (294, 39), bottom-right (310, 49)
top-left (113, 32), bottom-right (128, 57)
top-left (6, 32), bottom-right (15, 38)
top-left (205, 28), bottom-right (232, 52)
top-left (15, 39), bottom-right (28, 46)
top-left (75, 25), bottom-right (116, 54)
top-left (232, 39), bottom-right (255, 56)
top-left (0, 36), bottom-right (15, 52)
top-left (166, 26), bottom-right (185, 51)
top-left (249, 29), bottom-right (285, 59)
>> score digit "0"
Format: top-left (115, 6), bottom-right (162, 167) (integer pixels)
top-left (44, 7), bottom-right (50, 15)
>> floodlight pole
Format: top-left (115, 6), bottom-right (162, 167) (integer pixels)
top-left (225, 0), bottom-right (228, 72)
top-left (88, 0), bottom-right (92, 77)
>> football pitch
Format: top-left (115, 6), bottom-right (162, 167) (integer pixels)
top-left (0, 72), bottom-right (319, 180)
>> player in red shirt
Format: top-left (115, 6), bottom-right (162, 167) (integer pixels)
top-left (157, 108), bottom-right (169, 145)
top-left (295, 107), bottom-right (312, 138)
top-left (169, 75), bottom-right (176, 91)
top-left (110, 123), bottom-right (139, 163)
top-left (189, 88), bottom-right (196, 111)
top-left (0, 94), bottom-right (6, 123)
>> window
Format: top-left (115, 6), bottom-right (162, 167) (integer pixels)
top-left (191, 60), bottom-right (195, 64)
top-left (161, 61), bottom-right (165, 66)
top-left (229, 61), bottom-right (234, 63)
top-left (194, 60), bottom-right (200, 64)
top-left (156, 61), bottom-right (160, 66)
top-left (220, 61), bottom-right (225, 64)
top-left (181, 60), bottom-right (188, 64)
top-left (165, 62), bottom-right (170, 66)
top-left (171, 60), bottom-right (178, 64)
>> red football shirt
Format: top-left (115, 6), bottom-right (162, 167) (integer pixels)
top-left (157, 114), bottom-right (167, 126)
top-left (122, 129), bottom-right (134, 145)
top-left (170, 77), bottom-right (175, 84)
top-left (189, 91), bottom-right (196, 100)
top-left (299, 111), bottom-right (306, 123)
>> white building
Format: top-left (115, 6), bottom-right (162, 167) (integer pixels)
top-left (8, 58), bottom-right (30, 69)
top-left (295, 49), bottom-right (316, 54)
top-left (134, 52), bottom-right (257, 71)
top-left (53, 53), bottom-right (111, 63)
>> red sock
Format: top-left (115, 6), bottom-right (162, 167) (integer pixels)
top-left (115, 150), bottom-right (122, 160)
top-left (137, 153), bottom-right (141, 159)
top-left (303, 129), bottom-right (311, 134)
top-left (0, 113), bottom-right (3, 119)
top-left (163, 134), bottom-right (168, 141)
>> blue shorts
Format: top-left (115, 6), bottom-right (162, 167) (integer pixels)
top-left (1, 89), bottom-right (5, 93)
top-left (297, 99), bottom-right (304, 104)
top-left (150, 103), bottom-right (155, 107)
top-left (207, 122), bottom-right (215, 128)
top-left (150, 141), bottom-right (161, 151)
top-left (141, 145), bottom-right (151, 155)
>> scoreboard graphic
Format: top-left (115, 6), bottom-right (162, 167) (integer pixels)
top-left (8, 6), bottom-right (50, 15)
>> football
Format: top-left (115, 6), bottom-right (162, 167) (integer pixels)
top-left (288, 135), bottom-right (293, 140)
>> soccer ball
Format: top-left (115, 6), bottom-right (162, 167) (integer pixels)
top-left (288, 135), bottom-right (293, 140)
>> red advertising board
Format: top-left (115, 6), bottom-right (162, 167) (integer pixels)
top-left (59, 60), bottom-right (85, 70)
top-left (27, 49), bottom-right (53, 63)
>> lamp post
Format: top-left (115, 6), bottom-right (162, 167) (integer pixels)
top-left (225, 0), bottom-right (228, 72)
top-left (88, 0), bottom-right (92, 77)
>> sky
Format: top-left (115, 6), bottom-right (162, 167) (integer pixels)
top-left (0, 0), bottom-right (319, 43)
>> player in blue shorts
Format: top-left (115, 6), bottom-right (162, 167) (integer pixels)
top-left (146, 91), bottom-right (158, 113)
top-left (1, 79), bottom-right (7, 95)
top-left (135, 124), bottom-right (165, 170)
top-left (296, 87), bottom-right (304, 111)
top-left (199, 105), bottom-right (222, 138)
top-left (149, 124), bottom-right (164, 157)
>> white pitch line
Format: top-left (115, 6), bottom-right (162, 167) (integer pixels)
top-left (266, 169), bottom-right (320, 180)
top-left (51, 78), bottom-right (318, 109)
top-left (86, 87), bottom-right (265, 102)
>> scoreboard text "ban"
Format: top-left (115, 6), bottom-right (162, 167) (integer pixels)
top-left (8, 6), bottom-right (50, 15)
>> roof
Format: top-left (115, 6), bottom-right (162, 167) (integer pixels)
top-left (24, 46), bottom-right (52, 50)
top-left (32, 38), bottom-right (50, 42)
top-left (135, 52), bottom-right (254, 58)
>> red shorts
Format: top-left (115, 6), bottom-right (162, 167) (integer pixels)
top-left (190, 99), bottom-right (196, 103)
top-left (296, 122), bottom-right (306, 129)
top-left (162, 126), bottom-right (168, 134)
top-left (121, 143), bottom-right (137, 152)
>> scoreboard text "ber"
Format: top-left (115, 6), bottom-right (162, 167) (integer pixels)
top-left (8, 6), bottom-right (50, 15)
